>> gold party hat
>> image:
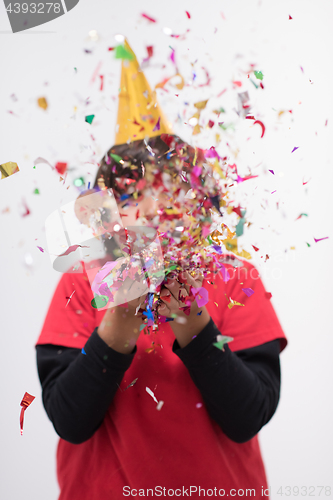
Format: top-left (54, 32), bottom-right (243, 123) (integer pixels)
top-left (114, 39), bottom-right (173, 145)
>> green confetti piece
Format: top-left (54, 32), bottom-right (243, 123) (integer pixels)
top-left (33, 188), bottom-right (40, 194)
top-left (91, 295), bottom-right (109, 309)
top-left (254, 70), bottom-right (264, 80)
top-left (219, 122), bottom-right (235, 131)
top-left (74, 177), bottom-right (85, 187)
top-left (33, 166), bottom-right (36, 169)
top-left (139, 323), bottom-right (146, 331)
top-left (213, 336), bottom-right (234, 350)
top-left (249, 78), bottom-right (259, 89)
top-left (85, 114), bottom-right (95, 124)
top-left (110, 153), bottom-right (123, 163)
top-left (236, 217), bottom-right (246, 237)
top-left (207, 235), bottom-right (214, 245)
top-left (306, 242), bottom-right (311, 247)
top-left (115, 44), bottom-right (134, 60)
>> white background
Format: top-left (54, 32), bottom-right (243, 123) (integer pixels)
top-left (0, 0), bottom-right (332, 499)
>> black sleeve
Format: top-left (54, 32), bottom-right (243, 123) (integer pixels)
top-left (37, 319), bottom-right (281, 445)
top-left (36, 328), bottom-right (136, 444)
top-left (173, 317), bottom-right (281, 443)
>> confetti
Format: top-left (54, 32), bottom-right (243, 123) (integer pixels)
top-left (37, 246), bottom-right (44, 253)
top-left (91, 295), bottom-right (109, 309)
top-left (146, 386), bottom-right (158, 403)
top-left (185, 11), bottom-right (191, 18)
top-left (289, 15), bottom-right (293, 19)
top-left (55, 162), bottom-right (67, 175)
top-left (213, 335), bottom-right (233, 351)
top-left (37, 97), bottom-right (48, 110)
top-left (125, 378), bottom-right (138, 390)
top-left (85, 114), bottom-right (95, 125)
top-left (20, 392), bottom-right (35, 435)
top-left (253, 120), bottom-right (265, 138)
top-left (314, 236), bottom-right (329, 243)
top-left (110, 153), bottom-right (122, 163)
top-left (254, 71), bottom-right (264, 80)
top-left (268, 170), bottom-right (275, 175)
top-left (0, 161), bottom-right (19, 179)
top-left (81, 348), bottom-right (86, 355)
top-left (265, 292), bottom-right (272, 299)
top-left (59, 244), bottom-right (89, 257)
top-left (291, 146), bottom-right (299, 153)
top-left (153, 117), bottom-right (161, 132)
top-left (295, 213), bottom-right (308, 220)
top-left (65, 290), bottom-right (76, 307)
top-left (141, 13), bottom-right (157, 23)
top-left (242, 288), bottom-right (254, 297)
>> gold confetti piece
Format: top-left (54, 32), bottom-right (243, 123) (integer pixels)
top-left (194, 99), bottom-right (209, 110)
top-left (37, 97), bottom-right (48, 110)
top-left (0, 161), bottom-right (19, 179)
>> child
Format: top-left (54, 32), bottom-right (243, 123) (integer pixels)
top-left (36, 40), bottom-right (287, 500)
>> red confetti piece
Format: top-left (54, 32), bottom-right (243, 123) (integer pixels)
top-left (20, 392), bottom-right (35, 435)
top-left (265, 292), bottom-right (272, 299)
top-left (55, 162), bottom-right (67, 175)
top-left (141, 13), bottom-right (156, 23)
top-left (108, 47), bottom-right (115, 51)
top-left (291, 146), bottom-right (299, 153)
top-left (253, 120), bottom-right (265, 138)
top-left (289, 15), bottom-right (293, 19)
top-left (147, 46), bottom-right (153, 58)
top-left (252, 245), bottom-right (259, 252)
top-left (314, 236), bottom-right (329, 243)
top-left (232, 81), bottom-right (242, 87)
top-left (208, 120), bottom-right (215, 128)
top-left (22, 199), bottom-right (31, 217)
top-left (302, 177), bottom-right (311, 185)
top-left (135, 209), bottom-right (140, 220)
top-left (185, 11), bottom-right (191, 18)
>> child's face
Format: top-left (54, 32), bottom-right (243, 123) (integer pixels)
top-left (117, 180), bottom-right (192, 232)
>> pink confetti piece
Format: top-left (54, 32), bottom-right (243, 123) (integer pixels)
top-left (242, 287), bottom-right (254, 297)
top-left (185, 11), bottom-right (191, 18)
top-left (314, 236), bottom-right (329, 243)
top-left (268, 170), bottom-right (275, 175)
top-left (141, 13), bottom-right (156, 23)
top-left (37, 246), bottom-right (44, 253)
top-left (291, 146), bottom-right (299, 153)
top-left (191, 286), bottom-right (209, 308)
top-left (59, 244), bottom-right (89, 257)
top-left (99, 75), bottom-right (104, 91)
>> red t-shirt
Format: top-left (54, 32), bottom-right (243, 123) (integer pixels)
top-left (37, 257), bottom-right (287, 500)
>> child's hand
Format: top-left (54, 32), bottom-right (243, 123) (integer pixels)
top-left (156, 269), bottom-right (204, 321)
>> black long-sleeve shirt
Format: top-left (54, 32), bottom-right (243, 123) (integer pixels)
top-left (36, 318), bottom-right (281, 445)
